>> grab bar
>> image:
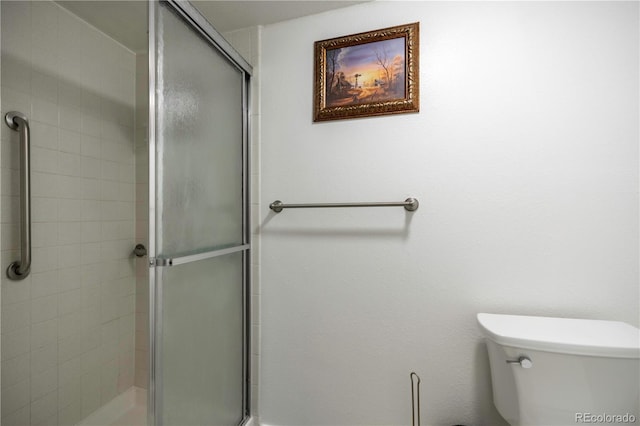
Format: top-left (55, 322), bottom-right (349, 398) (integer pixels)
top-left (269, 197), bottom-right (419, 213)
top-left (410, 372), bottom-right (421, 426)
top-left (5, 111), bottom-right (31, 280)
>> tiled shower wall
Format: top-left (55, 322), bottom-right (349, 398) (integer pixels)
top-left (0, 1), bottom-right (137, 425)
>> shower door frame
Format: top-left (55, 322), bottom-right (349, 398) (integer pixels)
top-left (147, 1), bottom-right (253, 425)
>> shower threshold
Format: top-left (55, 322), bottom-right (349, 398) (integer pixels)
top-left (77, 387), bottom-right (147, 426)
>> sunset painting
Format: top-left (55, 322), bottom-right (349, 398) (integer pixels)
top-left (325, 37), bottom-right (406, 107)
top-left (313, 23), bottom-right (419, 121)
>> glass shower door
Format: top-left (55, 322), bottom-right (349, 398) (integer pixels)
top-left (148, 1), bottom-right (252, 425)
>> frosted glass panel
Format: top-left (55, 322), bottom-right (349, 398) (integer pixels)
top-left (152, 3), bottom-right (249, 425)
top-left (156, 4), bottom-right (244, 256)
top-left (161, 252), bottom-right (244, 425)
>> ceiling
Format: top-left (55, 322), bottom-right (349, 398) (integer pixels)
top-left (57, 1), bottom-right (368, 53)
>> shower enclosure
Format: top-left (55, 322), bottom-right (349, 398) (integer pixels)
top-left (0, 1), bottom-right (251, 425)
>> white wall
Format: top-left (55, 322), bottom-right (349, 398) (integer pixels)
top-left (1, 2), bottom-right (137, 424)
top-left (259, 2), bottom-right (639, 425)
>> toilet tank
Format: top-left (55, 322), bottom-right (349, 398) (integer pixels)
top-left (477, 313), bottom-right (640, 426)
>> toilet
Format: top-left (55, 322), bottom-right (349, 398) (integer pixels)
top-left (477, 313), bottom-right (640, 425)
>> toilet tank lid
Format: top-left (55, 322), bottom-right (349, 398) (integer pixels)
top-left (477, 313), bottom-right (640, 359)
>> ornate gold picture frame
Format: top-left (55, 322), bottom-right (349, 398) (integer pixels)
top-left (313, 22), bottom-right (419, 122)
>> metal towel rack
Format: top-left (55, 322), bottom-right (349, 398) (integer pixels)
top-left (269, 197), bottom-right (419, 213)
top-left (5, 111), bottom-right (31, 280)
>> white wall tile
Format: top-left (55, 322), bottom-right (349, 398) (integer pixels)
top-left (30, 1), bottom-right (58, 47)
top-left (81, 265), bottom-right (101, 288)
top-left (30, 318), bottom-right (58, 350)
top-left (118, 314), bottom-right (134, 338)
top-left (1, 300), bottom-right (30, 334)
top-left (58, 129), bottom-right (81, 154)
top-left (1, 196), bottom-right (19, 226)
top-left (1, 139), bottom-right (21, 173)
top-left (1, 0), bottom-right (31, 57)
top-left (31, 70), bottom-right (58, 104)
top-left (99, 338), bottom-right (117, 364)
top-left (118, 182), bottom-right (134, 202)
top-left (80, 242), bottom-right (101, 265)
top-left (81, 220), bottom-right (102, 243)
top-left (58, 106), bottom-right (82, 133)
top-left (81, 328), bottom-right (100, 354)
top-left (30, 295), bottom-right (58, 324)
top-left (2, 327), bottom-right (30, 360)
top-left (32, 147), bottom-right (59, 174)
top-left (58, 152), bottom-right (82, 177)
top-left (58, 313), bottom-right (80, 340)
top-left (81, 203), bottom-right (101, 224)
top-left (30, 389), bottom-right (57, 425)
top-left (30, 121), bottom-right (58, 151)
top-left (58, 289), bottom-right (81, 316)
top-left (2, 57), bottom-right (32, 94)
top-left (2, 168), bottom-right (20, 196)
top-left (2, 353), bottom-right (31, 390)
top-left (81, 178), bottom-right (100, 201)
top-left (58, 376), bottom-right (82, 410)
top-left (30, 367), bottom-right (57, 401)
top-left (31, 246), bottom-right (59, 273)
top-left (2, 379), bottom-right (30, 418)
top-left (57, 199), bottom-right (82, 222)
top-left (81, 347), bottom-right (101, 377)
top-left (1, 404), bottom-right (30, 426)
top-left (32, 222), bottom-right (58, 247)
top-left (81, 372), bottom-right (100, 417)
top-left (58, 244), bottom-right (80, 269)
top-left (57, 334), bottom-right (82, 364)
top-left (101, 180), bottom-right (119, 201)
top-left (58, 81), bottom-right (83, 111)
top-left (80, 114), bottom-right (100, 138)
top-left (80, 307), bottom-right (99, 332)
top-left (100, 359), bottom-right (118, 403)
top-left (58, 387), bottom-right (81, 424)
top-left (57, 175), bottom-right (82, 199)
top-left (30, 271), bottom-right (59, 299)
top-left (31, 172), bottom-right (59, 198)
top-left (57, 267), bottom-right (81, 293)
top-left (32, 197), bottom-right (58, 223)
top-left (81, 156), bottom-right (101, 180)
top-left (58, 357), bottom-right (81, 386)
top-left (1, 223), bottom-right (19, 250)
top-left (80, 135), bottom-right (100, 159)
top-left (119, 163), bottom-right (134, 184)
top-left (101, 160), bottom-right (120, 181)
top-left (31, 99), bottom-right (58, 126)
top-left (58, 222), bottom-right (81, 245)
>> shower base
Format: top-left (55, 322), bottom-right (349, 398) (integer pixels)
top-left (77, 387), bottom-right (147, 426)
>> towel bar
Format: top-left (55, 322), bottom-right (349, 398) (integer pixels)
top-left (269, 197), bottom-right (419, 213)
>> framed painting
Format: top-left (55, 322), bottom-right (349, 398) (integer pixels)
top-left (313, 22), bottom-right (419, 122)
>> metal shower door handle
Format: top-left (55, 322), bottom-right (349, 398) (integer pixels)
top-left (5, 111), bottom-right (32, 280)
